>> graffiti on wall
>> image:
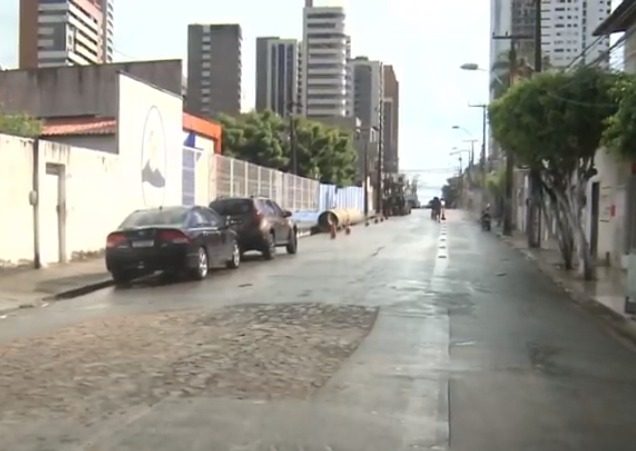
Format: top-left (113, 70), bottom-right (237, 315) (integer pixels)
top-left (140, 105), bottom-right (167, 207)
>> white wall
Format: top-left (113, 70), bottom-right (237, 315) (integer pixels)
top-left (117, 73), bottom-right (183, 210)
top-left (0, 74), bottom-right (185, 267)
top-left (47, 135), bottom-right (116, 154)
top-left (0, 134), bottom-right (119, 267)
top-left (585, 148), bottom-right (628, 267)
top-left (0, 134), bottom-right (35, 267)
top-left (182, 131), bottom-right (214, 205)
top-left (38, 140), bottom-right (119, 264)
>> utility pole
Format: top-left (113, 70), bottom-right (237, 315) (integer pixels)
top-left (287, 101), bottom-right (300, 175)
top-left (357, 126), bottom-right (378, 218)
top-left (527, 0), bottom-right (543, 247)
top-left (468, 104), bottom-right (487, 209)
top-left (463, 139), bottom-right (478, 166)
top-left (375, 102), bottom-right (384, 215)
top-left (493, 32), bottom-right (532, 236)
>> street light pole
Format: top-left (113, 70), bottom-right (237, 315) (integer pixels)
top-left (469, 104), bottom-right (488, 211)
top-left (287, 101), bottom-right (300, 175)
top-left (376, 103), bottom-right (384, 215)
top-left (527, 0), bottom-right (543, 248)
top-left (357, 126), bottom-right (378, 218)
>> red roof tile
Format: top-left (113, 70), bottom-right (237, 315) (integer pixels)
top-left (41, 117), bottom-right (117, 136)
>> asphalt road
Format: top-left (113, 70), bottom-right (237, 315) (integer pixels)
top-left (2, 210), bottom-right (636, 450)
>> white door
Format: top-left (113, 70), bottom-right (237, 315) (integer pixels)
top-left (40, 165), bottom-right (61, 265)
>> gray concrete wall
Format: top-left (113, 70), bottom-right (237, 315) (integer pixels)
top-left (0, 60), bottom-right (183, 119)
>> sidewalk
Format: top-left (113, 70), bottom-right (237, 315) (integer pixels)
top-left (496, 227), bottom-right (636, 341)
top-left (0, 228), bottom-right (318, 316)
top-left (0, 258), bottom-right (111, 315)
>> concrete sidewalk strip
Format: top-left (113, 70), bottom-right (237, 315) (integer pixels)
top-left (495, 229), bottom-right (636, 342)
top-left (0, 231), bottom-right (320, 316)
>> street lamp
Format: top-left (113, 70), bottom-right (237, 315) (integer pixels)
top-left (451, 126), bottom-right (476, 165)
top-left (460, 63), bottom-right (505, 87)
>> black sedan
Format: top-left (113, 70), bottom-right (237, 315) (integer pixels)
top-left (105, 205), bottom-right (240, 285)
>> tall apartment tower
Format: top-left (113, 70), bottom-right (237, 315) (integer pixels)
top-left (301, 2), bottom-right (349, 118)
top-left (255, 37), bottom-right (299, 117)
top-left (19, 0), bottom-right (114, 68)
top-left (350, 57), bottom-right (383, 130)
top-left (382, 65), bottom-right (399, 175)
top-left (541, 0), bottom-right (611, 68)
top-left (349, 57), bottom-right (383, 179)
top-left (186, 24), bottom-right (242, 118)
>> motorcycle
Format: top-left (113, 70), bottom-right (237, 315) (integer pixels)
top-left (481, 211), bottom-right (491, 231)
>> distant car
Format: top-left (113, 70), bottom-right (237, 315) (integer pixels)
top-left (105, 205), bottom-right (240, 285)
top-left (209, 196), bottom-right (297, 260)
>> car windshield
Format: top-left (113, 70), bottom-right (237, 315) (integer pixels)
top-left (119, 207), bottom-right (189, 229)
top-left (209, 199), bottom-right (253, 216)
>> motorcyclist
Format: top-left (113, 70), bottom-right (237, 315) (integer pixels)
top-left (431, 196), bottom-right (441, 221)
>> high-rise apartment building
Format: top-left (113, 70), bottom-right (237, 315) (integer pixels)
top-left (301, 1), bottom-right (349, 118)
top-left (19, 0), bottom-right (114, 68)
top-left (255, 37), bottom-right (299, 116)
top-left (541, 0), bottom-right (611, 68)
top-left (350, 57), bottom-right (383, 130)
top-left (382, 65), bottom-right (399, 175)
top-left (349, 57), bottom-right (383, 180)
top-left (490, 0), bottom-right (612, 77)
top-left (186, 24), bottom-right (242, 118)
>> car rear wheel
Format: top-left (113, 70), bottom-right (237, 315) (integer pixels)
top-left (262, 232), bottom-right (276, 260)
top-left (286, 229), bottom-right (298, 255)
top-left (191, 247), bottom-right (209, 280)
top-left (226, 239), bottom-right (241, 269)
top-left (111, 271), bottom-right (133, 286)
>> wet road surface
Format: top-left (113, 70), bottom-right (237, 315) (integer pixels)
top-left (2, 210), bottom-right (636, 450)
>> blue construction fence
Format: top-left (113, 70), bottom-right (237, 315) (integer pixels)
top-left (292, 183), bottom-right (365, 226)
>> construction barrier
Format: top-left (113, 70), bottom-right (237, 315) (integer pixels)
top-left (317, 208), bottom-right (365, 232)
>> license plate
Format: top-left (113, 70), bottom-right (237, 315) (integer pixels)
top-left (131, 240), bottom-right (154, 248)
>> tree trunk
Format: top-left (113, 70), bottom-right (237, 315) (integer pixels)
top-left (569, 175), bottom-right (596, 281)
top-left (542, 182), bottom-right (575, 269)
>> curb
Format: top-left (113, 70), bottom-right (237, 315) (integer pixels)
top-left (495, 231), bottom-right (636, 346)
top-left (44, 279), bottom-right (115, 302)
top-left (0, 228), bottom-right (321, 317)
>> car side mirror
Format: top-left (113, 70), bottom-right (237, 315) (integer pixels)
top-left (282, 210), bottom-right (292, 218)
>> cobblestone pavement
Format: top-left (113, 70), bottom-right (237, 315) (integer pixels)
top-left (0, 303), bottom-right (377, 425)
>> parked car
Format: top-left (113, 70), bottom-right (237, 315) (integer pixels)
top-left (105, 205), bottom-right (240, 285)
top-left (209, 196), bottom-right (297, 260)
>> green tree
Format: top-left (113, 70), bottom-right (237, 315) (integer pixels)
top-left (602, 73), bottom-right (636, 160)
top-left (218, 110), bottom-right (288, 169)
top-left (0, 113), bottom-right (42, 137)
top-left (442, 177), bottom-right (459, 207)
top-left (219, 110), bottom-right (357, 185)
top-left (489, 67), bottom-right (619, 280)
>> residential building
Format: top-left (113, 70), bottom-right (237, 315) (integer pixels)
top-left (541, 0), bottom-right (612, 68)
top-left (186, 24), bottom-right (242, 118)
top-left (590, 0), bottom-right (636, 269)
top-left (383, 65), bottom-right (399, 175)
top-left (489, 0), bottom-right (512, 99)
top-left (19, 0), bottom-right (114, 68)
top-left (349, 57), bottom-right (383, 178)
top-left (255, 37), bottom-right (299, 116)
top-left (0, 60), bottom-right (184, 119)
top-left (301, 0), bottom-right (349, 118)
top-left (512, 0), bottom-right (539, 64)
